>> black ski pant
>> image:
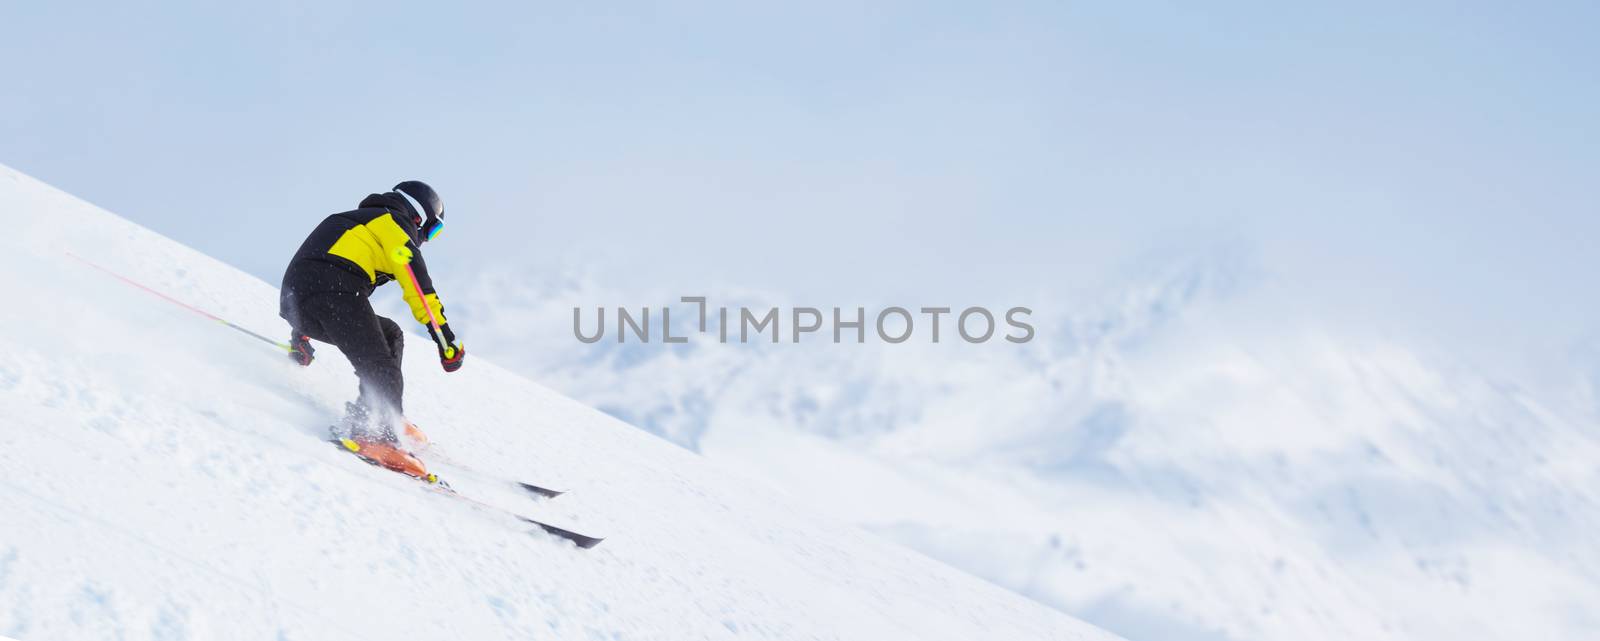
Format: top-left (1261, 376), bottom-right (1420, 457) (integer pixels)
top-left (291, 293), bottom-right (406, 417)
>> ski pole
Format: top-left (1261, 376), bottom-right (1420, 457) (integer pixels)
top-left (402, 261), bottom-right (455, 358)
top-left (66, 252), bottom-right (294, 352)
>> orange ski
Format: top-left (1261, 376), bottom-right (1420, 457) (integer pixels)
top-left (329, 437), bottom-right (602, 548)
top-left (337, 437), bottom-right (438, 484)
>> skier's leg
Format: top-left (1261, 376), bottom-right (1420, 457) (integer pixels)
top-left (379, 315), bottom-right (404, 363)
top-left (300, 295), bottom-right (406, 437)
top-left (374, 315), bottom-right (405, 418)
top-left (294, 313), bottom-right (330, 344)
top-left (282, 293), bottom-right (325, 366)
top-left (375, 314), bottom-right (429, 446)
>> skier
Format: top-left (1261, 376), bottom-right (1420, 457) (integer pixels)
top-left (279, 181), bottom-right (465, 465)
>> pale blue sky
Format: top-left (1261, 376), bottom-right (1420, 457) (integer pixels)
top-left (4, 1), bottom-right (1597, 369)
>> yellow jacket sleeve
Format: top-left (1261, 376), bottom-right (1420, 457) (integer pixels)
top-left (368, 214), bottom-right (449, 328)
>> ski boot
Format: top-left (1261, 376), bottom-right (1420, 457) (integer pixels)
top-left (401, 419), bottom-right (430, 449)
top-left (333, 403), bottom-right (437, 484)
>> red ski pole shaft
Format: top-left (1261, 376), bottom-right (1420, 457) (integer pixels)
top-left (67, 252), bottom-right (293, 352)
top-left (402, 261), bottom-right (454, 358)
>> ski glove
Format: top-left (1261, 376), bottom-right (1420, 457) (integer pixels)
top-left (288, 333), bottom-right (315, 366)
top-left (427, 323), bottom-right (463, 372)
top-left (439, 342), bottom-right (466, 372)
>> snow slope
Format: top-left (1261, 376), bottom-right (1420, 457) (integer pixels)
top-left (0, 164), bottom-right (1119, 641)
top-left (453, 252), bottom-right (1600, 640)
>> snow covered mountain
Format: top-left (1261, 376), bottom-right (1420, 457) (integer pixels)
top-left (450, 243), bottom-right (1600, 639)
top-left (0, 164), bottom-right (1119, 641)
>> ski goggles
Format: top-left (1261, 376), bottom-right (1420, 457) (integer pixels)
top-left (423, 218), bottom-right (444, 241)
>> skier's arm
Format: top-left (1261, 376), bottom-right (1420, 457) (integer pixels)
top-left (396, 250), bottom-right (455, 342)
top-left (370, 213), bottom-right (457, 344)
top-left (400, 252), bottom-right (465, 372)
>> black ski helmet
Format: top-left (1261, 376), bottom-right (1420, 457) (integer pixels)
top-left (394, 180), bottom-right (445, 242)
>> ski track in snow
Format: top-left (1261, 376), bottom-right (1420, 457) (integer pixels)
top-left (0, 164), bottom-right (1118, 641)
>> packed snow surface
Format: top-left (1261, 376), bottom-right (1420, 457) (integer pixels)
top-left (0, 164), bottom-right (1118, 641)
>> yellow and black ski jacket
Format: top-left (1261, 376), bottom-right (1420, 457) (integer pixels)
top-left (280, 192), bottom-right (456, 344)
